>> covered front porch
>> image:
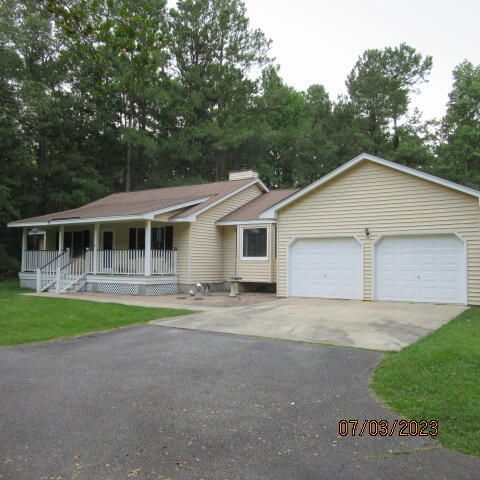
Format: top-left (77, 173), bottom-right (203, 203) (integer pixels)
top-left (19, 220), bottom-right (178, 295)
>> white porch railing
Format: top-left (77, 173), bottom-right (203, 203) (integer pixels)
top-left (87, 250), bottom-right (176, 276)
top-left (36, 250), bottom-right (71, 292)
top-left (152, 249), bottom-right (177, 275)
top-left (24, 250), bottom-right (63, 272)
top-left (57, 253), bottom-right (88, 293)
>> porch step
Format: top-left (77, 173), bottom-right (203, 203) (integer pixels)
top-left (47, 279), bottom-right (86, 294)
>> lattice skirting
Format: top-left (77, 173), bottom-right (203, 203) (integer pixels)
top-left (20, 278), bottom-right (37, 289)
top-left (79, 282), bottom-right (178, 296)
top-left (146, 283), bottom-right (178, 295)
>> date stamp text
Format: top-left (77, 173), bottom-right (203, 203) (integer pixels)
top-left (338, 419), bottom-right (438, 437)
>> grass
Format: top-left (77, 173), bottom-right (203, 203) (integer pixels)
top-left (0, 280), bottom-right (193, 346)
top-left (371, 307), bottom-right (480, 456)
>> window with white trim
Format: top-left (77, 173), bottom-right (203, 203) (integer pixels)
top-left (241, 227), bottom-right (267, 259)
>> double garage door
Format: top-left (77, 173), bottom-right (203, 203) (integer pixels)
top-left (289, 234), bottom-right (466, 304)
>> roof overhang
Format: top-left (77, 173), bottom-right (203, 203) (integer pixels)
top-left (7, 196), bottom-right (213, 228)
top-left (259, 153), bottom-right (480, 219)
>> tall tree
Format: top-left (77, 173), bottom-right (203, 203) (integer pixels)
top-left (346, 43), bottom-right (432, 153)
top-left (50, 0), bottom-right (171, 191)
top-left (435, 61), bottom-right (480, 187)
top-left (168, 0), bottom-right (271, 180)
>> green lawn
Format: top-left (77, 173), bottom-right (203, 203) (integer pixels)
top-left (0, 280), bottom-right (192, 346)
top-left (372, 307), bottom-right (480, 456)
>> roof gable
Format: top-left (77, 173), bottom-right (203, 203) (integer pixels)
top-left (216, 189), bottom-right (298, 224)
top-left (260, 153), bottom-right (480, 218)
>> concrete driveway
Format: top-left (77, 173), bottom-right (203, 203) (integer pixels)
top-left (1, 326), bottom-right (478, 480)
top-left (155, 298), bottom-right (465, 351)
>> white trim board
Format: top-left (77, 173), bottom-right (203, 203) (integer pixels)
top-left (259, 153), bottom-right (480, 219)
top-left (216, 219), bottom-right (276, 226)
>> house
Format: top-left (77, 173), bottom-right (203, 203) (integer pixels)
top-left (8, 153), bottom-right (480, 305)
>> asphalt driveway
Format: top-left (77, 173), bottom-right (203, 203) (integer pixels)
top-left (155, 298), bottom-right (465, 351)
top-left (0, 326), bottom-right (478, 479)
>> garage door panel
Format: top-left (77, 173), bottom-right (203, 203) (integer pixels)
top-left (290, 238), bottom-right (362, 300)
top-left (375, 234), bottom-right (465, 304)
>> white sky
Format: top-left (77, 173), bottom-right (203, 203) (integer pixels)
top-left (243, 0), bottom-right (480, 120)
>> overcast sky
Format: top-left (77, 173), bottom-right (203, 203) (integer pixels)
top-left (243, 0), bottom-right (479, 120)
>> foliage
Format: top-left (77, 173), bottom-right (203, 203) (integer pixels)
top-left (346, 43), bottom-right (432, 153)
top-left (0, 0), bottom-right (478, 270)
top-left (434, 61), bottom-right (480, 188)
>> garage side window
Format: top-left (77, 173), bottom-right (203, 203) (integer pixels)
top-left (242, 227), bottom-right (267, 260)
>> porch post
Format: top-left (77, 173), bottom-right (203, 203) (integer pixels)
top-left (93, 223), bottom-right (99, 275)
top-left (145, 220), bottom-right (151, 276)
top-left (58, 225), bottom-right (65, 253)
top-left (21, 228), bottom-right (27, 272)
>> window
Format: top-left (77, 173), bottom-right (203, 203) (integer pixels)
top-left (152, 226), bottom-right (173, 250)
top-left (129, 226), bottom-right (173, 250)
top-left (241, 227), bottom-right (268, 259)
top-left (27, 234), bottom-right (42, 251)
top-left (55, 230), bottom-right (90, 256)
top-left (129, 228), bottom-right (145, 250)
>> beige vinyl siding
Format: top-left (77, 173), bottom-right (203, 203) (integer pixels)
top-left (222, 226), bottom-right (237, 280)
top-left (188, 184), bottom-right (263, 283)
top-left (236, 224), bottom-right (275, 283)
top-left (277, 160), bottom-right (480, 304)
top-left (173, 223), bottom-right (190, 284)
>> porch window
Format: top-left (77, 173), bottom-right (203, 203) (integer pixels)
top-left (152, 226), bottom-right (173, 250)
top-left (27, 235), bottom-right (42, 251)
top-left (129, 228), bottom-right (145, 250)
top-left (56, 230), bottom-right (90, 256)
top-left (129, 226), bottom-right (173, 250)
top-left (241, 227), bottom-right (267, 260)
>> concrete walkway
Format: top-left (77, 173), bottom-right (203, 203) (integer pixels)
top-left (27, 291), bottom-right (465, 351)
top-left (26, 290), bottom-right (277, 311)
top-left (153, 298), bottom-right (465, 351)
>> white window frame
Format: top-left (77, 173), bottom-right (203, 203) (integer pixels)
top-left (239, 226), bottom-right (269, 261)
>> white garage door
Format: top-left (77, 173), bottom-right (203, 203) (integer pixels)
top-left (289, 238), bottom-right (363, 299)
top-left (375, 234), bottom-right (466, 304)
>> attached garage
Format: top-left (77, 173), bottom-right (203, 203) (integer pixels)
top-left (374, 234), bottom-right (466, 304)
top-left (262, 154), bottom-right (480, 306)
top-left (289, 237), bottom-right (362, 299)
